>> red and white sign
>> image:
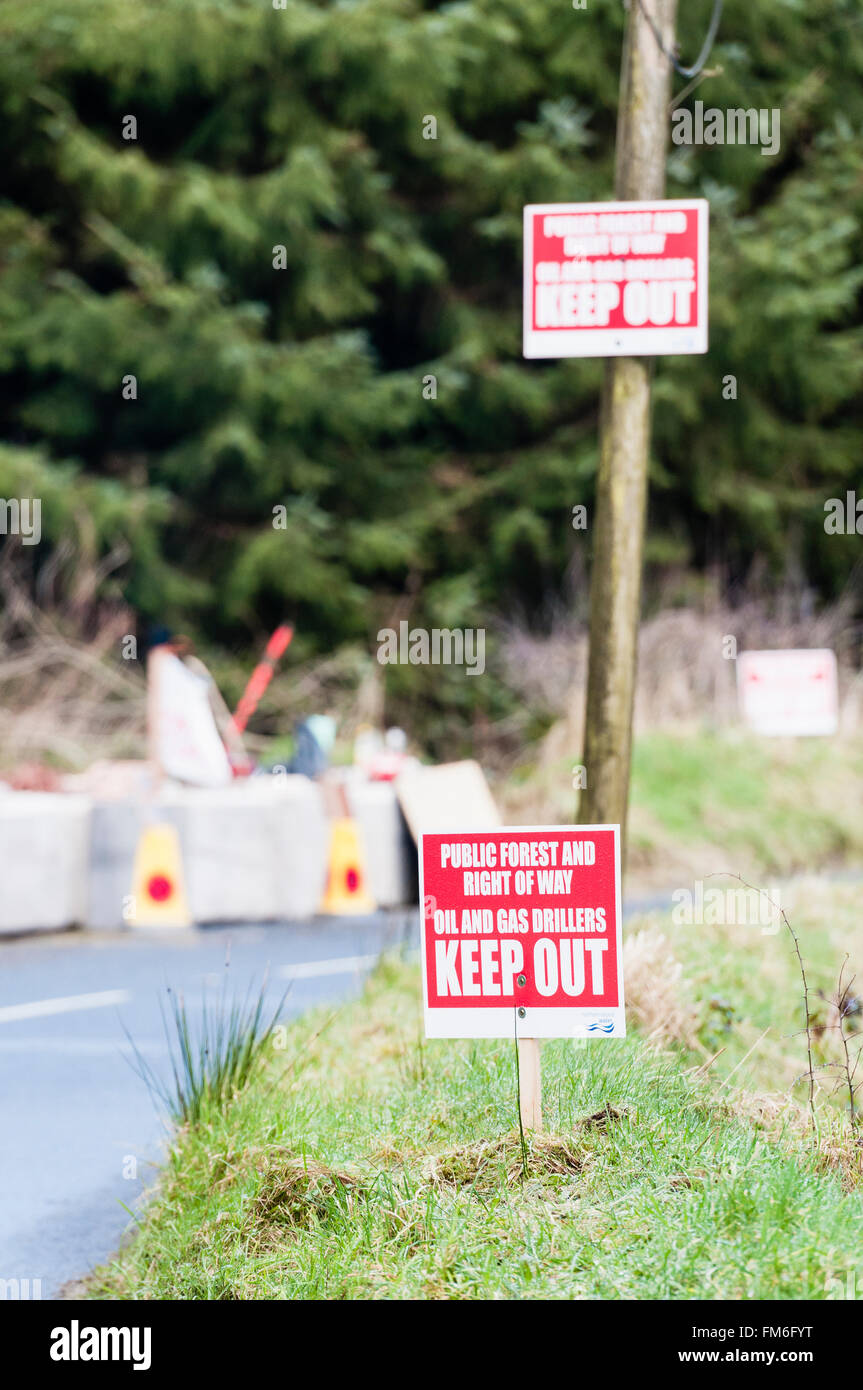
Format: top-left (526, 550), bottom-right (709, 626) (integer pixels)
top-left (419, 825), bottom-right (624, 1039)
top-left (737, 649), bottom-right (839, 737)
top-left (523, 199), bottom-right (708, 358)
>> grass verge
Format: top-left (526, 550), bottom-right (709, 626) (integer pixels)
top-left (629, 733), bottom-right (863, 884)
top-left (91, 942), bottom-right (863, 1300)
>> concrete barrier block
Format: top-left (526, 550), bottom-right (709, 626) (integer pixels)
top-left (86, 778), bottom-right (329, 927)
top-left (178, 787), bottom-right (280, 922)
top-left (0, 793), bottom-right (91, 933)
top-left (271, 777), bottom-right (330, 920)
top-left (178, 776), bottom-right (329, 923)
top-left (1, 776), bottom-right (407, 932)
top-left (345, 780), bottom-right (416, 908)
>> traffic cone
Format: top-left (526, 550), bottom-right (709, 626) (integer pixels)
top-left (128, 822), bottom-right (191, 927)
top-left (318, 817), bottom-right (375, 915)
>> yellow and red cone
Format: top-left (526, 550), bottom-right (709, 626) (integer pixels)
top-left (128, 823), bottom-right (190, 926)
top-left (318, 817), bottom-right (375, 915)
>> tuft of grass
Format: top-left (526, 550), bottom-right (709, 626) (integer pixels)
top-left (125, 968), bottom-right (287, 1127)
top-left (622, 925), bottom-right (699, 1050)
top-left (422, 1131), bottom-right (585, 1191)
top-left (249, 1153), bottom-right (364, 1242)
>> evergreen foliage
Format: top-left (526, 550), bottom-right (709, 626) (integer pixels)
top-left (1, 0), bottom-right (861, 676)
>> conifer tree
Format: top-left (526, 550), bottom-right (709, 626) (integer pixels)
top-left (0, 0), bottom-right (860, 690)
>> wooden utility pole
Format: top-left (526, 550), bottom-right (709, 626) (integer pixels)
top-left (578, 0), bottom-right (678, 858)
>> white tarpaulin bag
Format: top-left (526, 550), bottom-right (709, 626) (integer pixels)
top-left (151, 651), bottom-right (233, 787)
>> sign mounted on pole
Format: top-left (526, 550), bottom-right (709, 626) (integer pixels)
top-left (523, 199), bottom-right (708, 359)
top-left (419, 825), bottom-right (624, 1039)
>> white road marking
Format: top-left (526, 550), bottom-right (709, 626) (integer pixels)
top-left (0, 989), bottom-right (130, 1024)
top-left (279, 954), bottom-right (381, 981)
top-left (0, 1038), bottom-right (167, 1056)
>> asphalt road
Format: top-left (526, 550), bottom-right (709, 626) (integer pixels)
top-left (0, 913), bottom-right (417, 1298)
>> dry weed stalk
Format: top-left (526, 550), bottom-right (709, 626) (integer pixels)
top-left (812, 958), bottom-right (863, 1128)
top-left (705, 872), bottom-right (819, 1131)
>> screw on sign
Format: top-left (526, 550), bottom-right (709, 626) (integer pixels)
top-left (418, 826), bottom-right (625, 1131)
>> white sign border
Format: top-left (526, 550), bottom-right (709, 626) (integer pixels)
top-left (419, 823), bottom-right (625, 1039)
top-left (523, 198), bottom-right (709, 359)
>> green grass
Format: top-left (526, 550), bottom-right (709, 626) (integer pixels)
top-left (91, 950), bottom-right (863, 1301)
top-left (629, 732), bottom-right (863, 881)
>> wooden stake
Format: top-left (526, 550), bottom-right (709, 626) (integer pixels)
top-left (518, 1037), bottom-right (542, 1131)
